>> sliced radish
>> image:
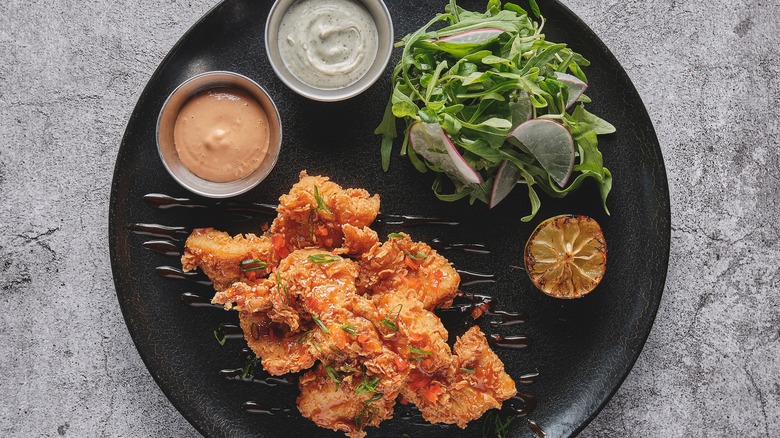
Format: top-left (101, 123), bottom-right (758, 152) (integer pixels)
top-left (439, 28), bottom-right (505, 45)
top-left (489, 160), bottom-right (521, 208)
top-left (510, 91), bottom-right (534, 126)
top-left (508, 119), bottom-right (575, 188)
top-left (409, 122), bottom-right (483, 185)
top-left (554, 72), bottom-right (588, 109)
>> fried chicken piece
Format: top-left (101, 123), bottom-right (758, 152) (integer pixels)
top-left (238, 311), bottom-right (318, 376)
top-left (340, 224), bottom-right (379, 256)
top-left (270, 171), bottom-right (380, 253)
top-left (212, 278), bottom-right (303, 331)
top-left (402, 326), bottom-right (517, 428)
top-left (357, 233), bottom-right (460, 310)
top-left (361, 293), bottom-right (452, 396)
top-left (181, 228), bottom-right (279, 290)
top-left (298, 363), bottom-right (395, 438)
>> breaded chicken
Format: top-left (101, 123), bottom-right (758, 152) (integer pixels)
top-left (181, 174), bottom-right (517, 436)
top-left (340, 224), bottom-right (379, 257)
top-left (270, 171), bottom-right (380, 253)
top-left (181, 228), bottom-right (279, 291)
top-left (239, 311), bottom-right (318, 376)
top-left (357, 233), bottom-right (460, 310)
top-left (298, 363), bottom-right (396, 438)
top-left (402, 326), bottom-right (517, 428)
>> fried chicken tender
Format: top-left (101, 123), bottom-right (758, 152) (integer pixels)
top-left (402, 326), bottom-right (517, 428)
top-left (270, 171), bottom-right (380, 253)
top-left (181, 228), bottom-right (279, 291)
top-left (340, 224), bottom-right (379, 256)
top-left (298, 364), bottom-right (395, 438)
top-left (238, 311), bottom-right (318, 376)
top-left (357, 233), bottom-right (459, 310)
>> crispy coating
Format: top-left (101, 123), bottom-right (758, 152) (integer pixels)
top-left (239, 311), bottom-right (318, 376)
top-left (402, 326), bottom-right (517, 428)
top-left (298, 364), bottom-right (396, 438)
top-left (357, 233), bottom-right (459, 310)
top-left (340, 224), bottom-right (379, 257)
top-left (270, 171), bottom-right (380, 253)
top-left (181, 228), bottom-right (279, 291)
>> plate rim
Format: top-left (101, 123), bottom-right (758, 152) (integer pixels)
top-left (108, 0), bottom-right (671, 436)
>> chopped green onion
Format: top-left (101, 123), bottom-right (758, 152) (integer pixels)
top-left (313, 185), bottom-right (333, 214)
top-left (364, 393), bottom-right (383, 405)
top-left (241, 258), bottom-right (267, 272)
top-left (341, 324), bottom-right (358, 335)
top-left (459, 367), bottom-right (475, 373)
top-left (376, 303), bottom-right (402, 331)
top-left (297, 330), bottom-right (314, 345)
top-left (377, 318), bottom-right (398, 331)
top-left (325, 365), bottom-right (341, 385)
top-left (275, 271), bottom-right (290, 303)
top-left (409, 347), bottom-right (432, 355)
top-left (388, 304), bottom-right (403, 319)
top-left (405, 251), bottom-right (427, 261)
top-left (312, 315), bottom-right (330, 334)
top-left (213, 330), bottom-right (226, 346)
top-left (387, 232), bottom-right (404, 239)
top-left (308, 253), bottom-right (341, 264)
top-left (355, 376), bottom-right (380, 394)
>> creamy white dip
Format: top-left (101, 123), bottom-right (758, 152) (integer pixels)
top-left (278, 0), bottom-right (378, 90)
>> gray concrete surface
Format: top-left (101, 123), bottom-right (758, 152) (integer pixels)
top-left (0, 0), bottom-right (778, 436)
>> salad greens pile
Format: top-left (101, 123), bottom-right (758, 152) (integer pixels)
top-left (375, 0), bottom-right (615, 221)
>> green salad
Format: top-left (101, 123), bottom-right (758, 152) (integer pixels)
top-left (375, 0), bottom-right (615, 221)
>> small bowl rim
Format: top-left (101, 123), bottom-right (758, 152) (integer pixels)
top-left (156, 70), bottom-right (282, 198)
top-left (264, 0), bottom-right (394, 102)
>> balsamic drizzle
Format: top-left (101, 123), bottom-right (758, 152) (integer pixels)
top-left (131, 192), bottom-right (543, 435)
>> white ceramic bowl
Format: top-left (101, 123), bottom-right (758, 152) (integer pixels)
top-left (265, 0), bottom-right (394, 102)
top-left (156, 71), bottom-right (282, 198)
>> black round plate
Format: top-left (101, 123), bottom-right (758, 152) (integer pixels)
top-left (109, 1), bottom-right (670, 437)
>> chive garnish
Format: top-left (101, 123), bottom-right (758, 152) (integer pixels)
top-left (313, 185), bottom-right (333, 214)
top-left (387, 232), bottom-right (404, 239)
top-left (377, 319), bottom-right (398, 331)
top-left (325, 365), bottom-right (341, 385)
top-left (409, 347), bottom-right (432, 355)
top-left (308, 253), bottom-right (341, 264)
top-left (275, 271), bottom-right (290, 303)
top-left (459, 367), bottom-right (475, 373)
top-left (364, 393), bottom-right (383, 405)
top-left (376, 304), bottom-right (402, 331)
top-left (341, 324), bottom-right (358, 335)
top-left (241, 258), bottom-right (267, 272)
top-left (355, 376), bottom-right (380, 394)
top-left (213, 330), bottom-right (226, 346)
top-left (405, 251), bottom-right (427, 261)
top-left (297, 330), bottom-right (314, 345)
top-left (312, 315), bottom-right (330, 334)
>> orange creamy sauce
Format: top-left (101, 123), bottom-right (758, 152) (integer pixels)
top-left (174, 87), bottom-right (269, 183)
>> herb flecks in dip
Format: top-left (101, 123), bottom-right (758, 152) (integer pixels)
top-left (278, 0), bottom-right (378, 90)
top-left (174, 88), bottom-right (269, 183)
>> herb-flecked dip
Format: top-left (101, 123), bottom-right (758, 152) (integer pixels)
top-left (277, 0), bottom-right (379, 90)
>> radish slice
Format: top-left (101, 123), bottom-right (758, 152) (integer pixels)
top-left (439, 28), bottom-right (505, 45)
top-left (489, 160), bottom-right (521, 208)
top-left (554, 72), bottom-right (588, 109)
top-left (508, 119), bottom-right (575, 188)
top-left (409, 122), bottom-right (483, 185)
top-left (510, 91), bottom-right (534, 126)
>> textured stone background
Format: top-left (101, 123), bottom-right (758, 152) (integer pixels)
top-left (1, 0), bottom-right (778, 437)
